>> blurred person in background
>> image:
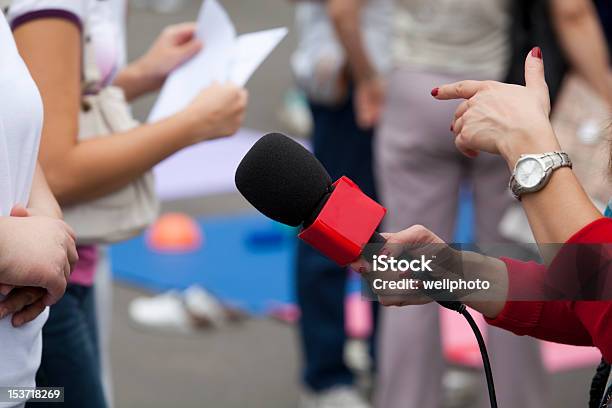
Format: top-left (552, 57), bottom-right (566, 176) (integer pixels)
top-left (291, 0), bottom-right (392, 406)
top-left (333, 0), bottom-right (612, 407)
top-left (7, 1), bottom-right (247, 407)
top-left (332, 1), bottom-right (545, 407)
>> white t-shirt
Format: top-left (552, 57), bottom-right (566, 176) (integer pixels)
top-left (0, 11), bottom-right (47, 408)
top-left (8, 0), bottom-right (127, 87)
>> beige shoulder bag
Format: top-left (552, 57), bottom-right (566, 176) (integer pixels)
top-left (61, 16), bottom-right (159, 244)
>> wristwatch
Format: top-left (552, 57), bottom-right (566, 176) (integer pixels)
top-left (509, 151), bottom-right (572, 200)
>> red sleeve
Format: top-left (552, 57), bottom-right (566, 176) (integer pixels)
top-left (485, 217), bottom-right (612, 360)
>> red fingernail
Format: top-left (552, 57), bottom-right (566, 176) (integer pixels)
top-left (431, 87), bottom-right (439, 97)
top-left (531, 47), bottom-right (542, 59)
top-left (450, 124), bottom-right (454, 132)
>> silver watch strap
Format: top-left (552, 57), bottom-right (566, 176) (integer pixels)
top-left (539, 151), bottom-right (572, 172)
top-left (509, 151), bottom-right (572, 200)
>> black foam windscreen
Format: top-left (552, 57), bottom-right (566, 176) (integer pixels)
top-left (235, 133), bottom-right (332, 227)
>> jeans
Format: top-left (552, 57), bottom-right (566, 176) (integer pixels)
top-left (296, 94), bottom-right (379, 392)
top-left (28, 284), bottom-right (107, 408)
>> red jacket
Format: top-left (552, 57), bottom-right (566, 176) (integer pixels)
top-left (485, 218), bottom-right (612, 362)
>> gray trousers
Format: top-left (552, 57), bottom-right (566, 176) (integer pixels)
top-left (374, 68), bottom-right (547, 408)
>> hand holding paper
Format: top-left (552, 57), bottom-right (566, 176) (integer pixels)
top-left (148, 0), bottom-right (288, 123)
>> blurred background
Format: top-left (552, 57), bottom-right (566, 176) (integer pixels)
top-left (101, 0), bottom-right (611, 407)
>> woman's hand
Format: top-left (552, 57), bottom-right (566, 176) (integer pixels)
top-left (0, 209), bottom-right (78, 307)
top-left (179, 82), bottom-right (248, 144)
top-left (355, 75), bottom-right (386, 129)
top-left (432, 48), bottom-right (561, 166)
top-left (115, 22), bottom-right (203, 100)
top-left (350, 225), bottom-right (509, 317)
top-left (351, 225), bottom-right (447, 307)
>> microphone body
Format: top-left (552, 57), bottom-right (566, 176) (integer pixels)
top-left (298, 176), bottom-right (386, 266)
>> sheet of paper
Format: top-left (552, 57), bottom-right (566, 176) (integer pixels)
top-left (229, 27), bottom-right (289, 86)
top-left (148, 0), bottom-right (235, 122)
top-left (148, 0), bottom-right (287, 123)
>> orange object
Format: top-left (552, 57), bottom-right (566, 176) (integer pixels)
top-left (147, 213), bottom-right (203, 253)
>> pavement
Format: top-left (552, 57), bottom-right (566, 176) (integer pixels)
top-left (108, 1), bottom-right (596, 407)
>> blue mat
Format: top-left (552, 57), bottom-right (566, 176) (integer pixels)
top-left (110, 213), bottom-right (298, 315)
top-left (110, 188), bottom-right (475, 315)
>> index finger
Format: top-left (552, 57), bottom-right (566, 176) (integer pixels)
top-left (433, 80), bottom-right (488, 100)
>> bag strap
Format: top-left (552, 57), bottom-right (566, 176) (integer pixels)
top-left (81, 2), bottom-right (102, 96)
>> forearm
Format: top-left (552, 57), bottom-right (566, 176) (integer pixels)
top-left (44, 113), bottom-right (194, 205)
top-left (28, 164), bottom-right (62, 219)
top-left (328, 0), bottom-right (376, 83)
top-left (113, 59), bottom-right (163, 102)
top-left (521, 169), bottom-right (601, 245)
top-left (552, 0), bottom-right (612, 106)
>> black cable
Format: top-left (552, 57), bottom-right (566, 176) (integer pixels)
top-left (451, 303), bottom-right (498, 408)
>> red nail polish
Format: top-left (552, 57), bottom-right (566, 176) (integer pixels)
top-left (450, 124), bottom-right (454, 132)
top-left (431, 87), bottom-right (439, 97)
top-left (531, 47), bottom-right (542, 59)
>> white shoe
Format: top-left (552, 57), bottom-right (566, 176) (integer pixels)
top-left (128, 286), bottom-right (230, 334)
top-left (299, 387), bottom-right (371, 408)
top-left (129, 290), bottom-right (195, 334)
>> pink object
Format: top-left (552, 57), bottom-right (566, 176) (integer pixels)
top-left (440, 308), bottom-right (600, 372)
top-left (268, 303), bottom-right (301, 324)
top-left (345, 293), bottom-right (372, 339)
top-left (68, 246), bottom-right (98, 287)
top-left (147, 213), bottom-right (203, 253)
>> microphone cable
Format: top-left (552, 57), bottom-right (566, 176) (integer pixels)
top-left (445, 302), bottom-right (498, 408)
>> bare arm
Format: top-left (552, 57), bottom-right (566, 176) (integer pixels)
top-left (327, 0), bottom-right (385, 128)
top-left (112, 61), bottom-right (163, 102)
top-left (113, 22), bottom-right (202, 101)
top-left (515, 162), bottom-right (601, 245)
top-left (327, 0), bottom-right (375, 83)
top-left (14, 18), bottom-right (246, 206)
top-left (27, 163), bottom-right (62, 219)
top-left (551, 0), bottom-right (612, 106)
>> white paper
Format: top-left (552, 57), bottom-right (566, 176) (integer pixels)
top-left (148, 0), bottom-right (287, 123)
top-left (228, 27), bottom-right (289, 86)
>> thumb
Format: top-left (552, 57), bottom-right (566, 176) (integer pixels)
top-left (524, 47), bottom-right (550, 112)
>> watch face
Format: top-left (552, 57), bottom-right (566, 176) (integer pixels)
top-left (516, 157), bottom-right (545, 189)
